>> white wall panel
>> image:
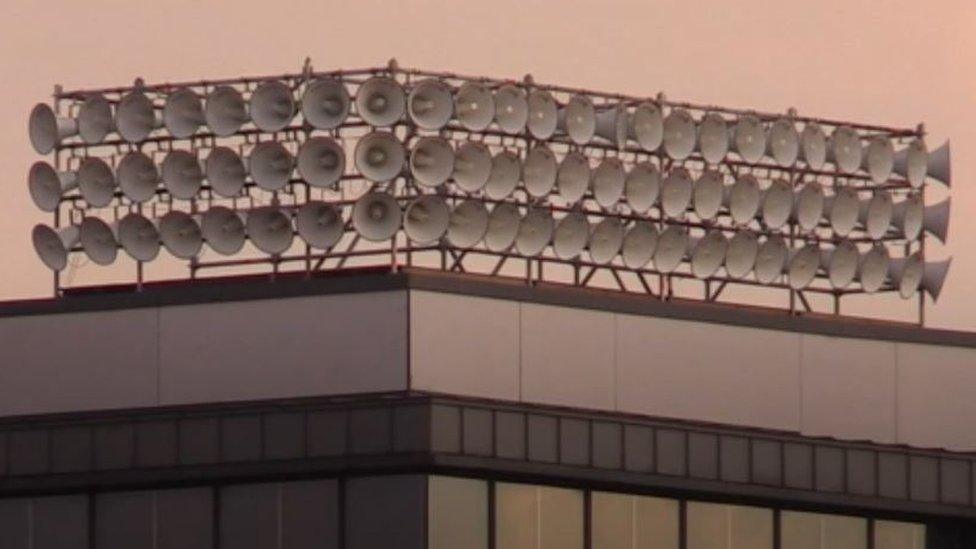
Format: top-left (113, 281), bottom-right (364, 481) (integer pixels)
top-left (410, 291), bottom-right (520, 400)
top-left (0, 309), bottom-right (159, 415)
top-left (159, 291), bottom-right (408, 405)
top-left (896, 343), bottom-right (976, 451)
top-left (800, 335), bottom-right (897, 443)
top-left (519, 303), bottom-right (617, 409)
top-left (615, 314), bottom-right (802, 431)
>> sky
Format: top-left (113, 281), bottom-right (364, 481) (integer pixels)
top-left (0, 0), bottom-right (973, 329)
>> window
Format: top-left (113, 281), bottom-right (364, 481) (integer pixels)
top-left (781, 511), bottom-right (867, 549)
top-left (686, 501), bottom-right (773, 549)
top-left (874, 520), bottom-right (926, 549)
top-left (591, 491), bottom-right (679, 549)
top-left (495, 482), bottom-right (584, 549)
top-left (428, 476), bottom-right (488, 549)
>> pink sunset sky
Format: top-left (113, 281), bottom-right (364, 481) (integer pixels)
top-left (1, 0), bottom-right (972, 329)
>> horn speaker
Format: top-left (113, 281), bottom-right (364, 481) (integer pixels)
top-left (117, 151), bottom-right (159, 203)
top-left (404, 195), bottom-right (450, 243)
top-left (697, 112), bottom-right (730, 164)
top-left (77, 94), bottom-right (114, 144)
top-left (690, 230), bottom-right (728, 279)
top-left (892, 193), bottom-right (924, 240)
top-left (454, 82), bottom-right (495, 131)
top-left (863, 135), bottom-right (894, 183)
top-left (557, 94), bottom-right (596, 145)
top-left (557, 152), bottom-right (590, 204)
top-left (653, 226), bottom-right (688, 273)
top-left (787, 244), bottom-right (821, 289)
top-left (118, 213), bottom-right (160, 262)
top-left (625, 162), bottom-right (660, 213)
top-left (822, 240), bottom-right (859, 289)
top-left (302, 77), bottom-right (351, 129)
top-left (158, 211), bottom-right (203, 259)
top-left (453, 141), bottom-right (493, 192)
top-left (410, 136), bottom-right (454, 187)
top-left (32, 224), bottom-right (79, 271)
top-left (660, 168), bottom-right (692, 219)
top-left (295, 201), bottom-right (343, 250)
top-left (922, 257), bottom-right (952, 301)
top-left (163, 87), bottom-right (205, 138)
top-left (592, 158), bottom-right (625, 208)
top-left (793, 182), bottom-right (824, 232)
top-left (858, 245), bottom-right (890, 293)
top-left (79, 217), bottom-right (119, 265)
top-left (352, 192), bottom-right (401, 242)
top-left (733, 115), bottom-right (766, 163)
top-left (589, 218), bottom-right (624, 264)
top-left (355, 76), bottom-right (405, 127)
top-left (526, 90), bottom-right (558, 139)
top-left (484, 151), bottom-right (520, 200)
top-left (523, 145), bottom-right (557, 197)
top-left (515, 207), bottom-right (554, 256)
top-left (28, 161), bottom-right (77, 212)
top-left (728, 174), bottom-right (761, 226)
top-left (826, 187), bottom-right (860, 237)
top-left (485, 203), bottom-right (521, 251)
top-left (77, 157), bottom-right (116, 207)
top-left (761, 178), bottom-right (793, 229)
top-left (246, 206), bottom-right (294, 254)
top-left (494, 85), bottom-right (528, 134)
top-left (622, 221), bottom-right (658, 269)
top-left (725, 230), bottom-right (759, 279)
top-left (800, 123), bottom-right (827, 169)
top-left (29, 104), bottom-right (75, 154)
top-left (629, 102), bottom-right (663, 152)
top-left (201, 206), bottom-right (246, 255)
top-left (552, 212), bottom-right (589, 260)
top-left (406, 78), bottom-right (453, 130)
top-left (828, 125), bottom-right (862, 173)
top-left (354, 131), bottom-right (405, 182)
top-left (893, 139), bottom-right (950, 187)
top-left (161, 150), bottom-right (204, 199)
top-left (205, 85), bottom-right (248, 136)
top-left (297, 137), bottom-right (345, 188)
top-left (663, 108), bottom-right (696, 160)
top-left (767, 118), bottom-right (799, 167)
top-left (205, 147), bottom-right (246, 197)
top-left (595, 105), bottom-right (627, 149)
top-left (116, 91), bottom-right (160, 143)
top-left (447, 200), bottom-right (489, 248)
top-left (859, 191), bottom-right (894, 240)
top-left (692, 170), bottom-right (724, 220)
top-left (754, 236), bottom-right (787, 284)
top-left (249, 81), bottom-right (295, 132)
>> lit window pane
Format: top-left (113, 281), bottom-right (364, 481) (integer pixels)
top-left (634, 495), bottom-right (679, 549)
top-left (875, 520), bottom-right (925, 549)
top-left (823, 514), bottom-right (867, 549)
top-left (496, 483), bottom-right (539, 549)
top-left (539, 486), bottom-right (583, 549)
top-left (428, 476), bottom-right (488, 549)
top-left (730, 505), bottom-right (772, 549)
top-left (782, 511), bottom-right (867, 549)
top-left (687, 502), bottom-right (771, 549)
top-left (592, 492), bottom-right (632, 549)
top-left (781, 511), bottom-right (821, 549)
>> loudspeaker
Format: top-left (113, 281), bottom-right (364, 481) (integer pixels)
top-left (201, 206), bottom-right (246, 255)
top-left (697, 112), bottom-right (729, 164)
top-left (893, 139), bottom-right (950, 187)
top-left (787, 244), bottom-right (820, 289)
top-left (922, 257), bottom-right (952, 301)
top-left (859, 191), bottom-right (894, 240)
top-left (557, 152), bottom-right (591, 204)
top-left (205, 147), bottom-right (246, 198)
top-left (653, 226), bottom-right (688, 273)
top-left (295, 201), bottom-right (343, 250)
top-left (733, 115), bottom-right (766, 163)
top-left (494, 85), bottom-right (528, 134)
top-left (754, 236), bottom-right (787, 284)
top-left (556, 94), bottom-right (596, 145)
top-left (354, 131), bottom-right (405, 182)
top-left (245, 206), bottom-right (294, 254)
top-left (828, 125), bottom-right (862, 173)
top-left (858, 244), bottom-right (889, 293)
top-left (727, 174), bottom-right (761, 226)
top-left (118, 213), bottom-right (160, 262)
top-left (410, 136), bottom-right (454, 187)
top-left (161, 150), bottom-right (204, 199)
top-left (250, 80), bottom-right (296, 132)
top-left (455, 82), bottom-right (495, 131)
top-left (407, 78), bottom-right (453, 130)
top-left (32, 224), bottom-right (79, 271)
top-left (624, 161), bottom-right (660, 213)
top-left (761, 178), bottom-right (793, 229)
top-left (725, 230), bottom-right (759, 279)
top-left (116, 151), bottom-right (159, 203)
top-left (661, 168), bottom-right (693, 218)
top-left (205, 85), bottom-right (248, 136)
top-left (158, 211), bottom-right (203, 259)
top-left (515, 207), bottom-right (554, 256)
top-left (663, 108), bottom-right (696, 160)
top-left (352, 192), bottom-right (401, 241)
top-left (527, 90), bottom-right (558, 139)
top-left (302, 77), bottom-right (351, 129)
top-left (77, 94), bottom-right (114, 144)
top-left (453, 141), bottom-right (493, 192)
top-left (767, 118), bottom-right (799, 167)
top-left (922, 197), bottom-right (951, 243)
top-left (821, 240), bottom-right (859, 289)
top-left (297, 136), bottom-right (345, 188)
top-left (690, 230), bottom-right (728, 279)
top-left (592, 158), bottom-right (625, 208)
top-left (523, 145), bottom-right (557, 197)
top-left (629, 102), bottom-right (663, 152)
top-left (621, 221), bottom-right (658, 269)
top-left (862, 135), bottom-right (894, 183)
top-left (355, 76), bottom-right (406, 127)
top-left (793, 182), bottom-right (824, 231)
top-left (800, 123), bottom-right (827, 169)
top-left (553, 212), bottom-right (590, 259)
top-left (692, 170), bottom-right (724, 220)
top-left (485, 202), bottom-right (521, 251)
top-left (447, 199), bottom-right (489, 248)
top-left (116, 91), bottom-right (160, 143)
top-left (892, 193), bottom-right (924, 240)
top-left (79, 217), bottom-right (118, 265)
top-left (484, 150), bottom-right (521, 200)
top-left (29, 103), bottom-right (75, 154)
top-left (163, 87), bottom-right (205, 138)
top-left (589, 218), bottom-right (624, 264)
top-left (28, 161), bottom-right (76, 212)
top-left (826, 186), bottom-right (860, 237)
top-left (595, 105), bottom-right (627, 150)
top-left (404, 195), bottom-right (450, 243)
top-left (77, 157), bottom-right (116, 207)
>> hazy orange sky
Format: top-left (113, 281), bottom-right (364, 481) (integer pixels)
top-left (1, 0), bottom-right (973, 329)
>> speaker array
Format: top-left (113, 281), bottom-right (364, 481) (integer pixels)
top-left (27, 64), bottom-right (953, 304)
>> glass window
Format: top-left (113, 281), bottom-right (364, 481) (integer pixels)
top-left (495, 482), bottom-right (583, 549)
top-left (592, 491), bottom-right (679, 549)
top-left (781, 511), bottom-right (867, 549)
top-left (874, 520), bottom-right (925, 549)
top-left (686, 501), bottom-right (772, 549)
top-left (428, 476), bottom-right (488, 549)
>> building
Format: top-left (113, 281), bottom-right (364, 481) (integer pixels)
top-left (0, 267), bottom-right (973, 548)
